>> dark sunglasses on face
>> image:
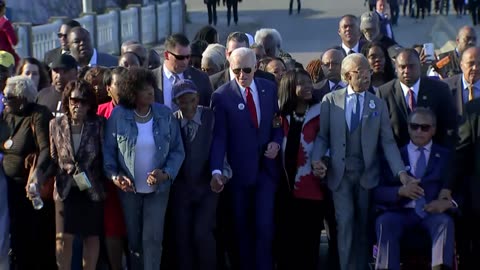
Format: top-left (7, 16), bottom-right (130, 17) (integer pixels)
top-left (167, 51), bottom-right (191, 61)
top-left (57, 33), bottom-right (68, 38)
top-left (409, 123), bottom-right (432, 132)
top-left (69, 97), bottom-right (87, 105)
top-left (232, 68), bottom-right (253, 75)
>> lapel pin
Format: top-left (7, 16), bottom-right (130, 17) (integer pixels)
top-left (435, 153), bottom-right (441, 158)
top-left (422, 96), bottom-right (427, 100)
top-left (369, 100), bottom-right (376, 109)
top-left (238, 103), bottom-right (245, 110)
top-left (261, 89), bottom-right (265, 93)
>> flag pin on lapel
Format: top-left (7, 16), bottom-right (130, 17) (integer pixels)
top-left (238, 103), bottom-right (245, 110)
top-left (435, 153), bottom-right (441, 158)
top-left (369, 100), bottom-right (375, 109)
top-left (422, 96), bottom-right (427, 100)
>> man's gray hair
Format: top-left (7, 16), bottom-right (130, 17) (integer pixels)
top-left (4, 75), bottom-right (38, 103)
top-left (254, 28), bottom-right (282, 49)
top-left (202, 44), bottom-right (227, 71)
top-left (230, 47), bottom-right (257, 67)
top-left (341, 53), bottom-right (368, 82)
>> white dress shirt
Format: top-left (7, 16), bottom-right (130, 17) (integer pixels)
top-left (400, 79), bottom-right (421, 106)
top-left (404, 140), bottom-right (432, 208)
top-left (341, 42), bottom-right (360, 55)
top-left (162, 64), bottom-right (184, 109)
top-left (345, 85), bottom-right (365, 131)
top-left (229, 68), bottom-right (236, 81)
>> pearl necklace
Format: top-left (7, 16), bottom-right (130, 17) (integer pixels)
top-left (134, 107), bottom-right (152, 118)
top-left (292, 105), bottom-right (309, 122)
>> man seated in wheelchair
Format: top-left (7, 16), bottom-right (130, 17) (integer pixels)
top-left (372, 108), bottom-right (457, 270)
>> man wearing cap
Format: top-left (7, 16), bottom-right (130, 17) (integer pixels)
top-left (0, 50), bottom-right (14, 92)
top-left (67, 27), bottom-right (118, 68)
top-left (210, 47), bottom-right (282, 270)
top-left (360, 12), bottom-right (397, 51)
top-left (43, 20), bottom-right (81, 67)
top-left (37, 54), bottom-right (78, 117)
top-left (169, 79), bottom-right (231, 270)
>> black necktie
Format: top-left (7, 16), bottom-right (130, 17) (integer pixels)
top-left (348, 50), bottom-right (355, 55)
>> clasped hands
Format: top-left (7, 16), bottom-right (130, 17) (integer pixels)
top-left (398, 172), bottom-right (453, 214)
top-left (114, 169), bottom-right (169, 192)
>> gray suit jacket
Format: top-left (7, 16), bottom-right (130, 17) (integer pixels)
top-left (311, 88), bottom-right (405, 191)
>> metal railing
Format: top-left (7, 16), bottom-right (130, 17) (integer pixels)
top-left (13, 1), bottom-right (184, 60)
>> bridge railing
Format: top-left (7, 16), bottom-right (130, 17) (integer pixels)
top-left (13, 1), bottom-right (184, 60)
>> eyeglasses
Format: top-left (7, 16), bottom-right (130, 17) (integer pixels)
top-left (69, 97), bottom-right (87, 105)
top-left (167, 51), bottom-right (191, 61)
top-left (57, 33), bottom-right (68, 38)
top-left (232, 68), bottom-right (253, 75)
top-left (409, 123), bottom-right (432, 132)
top-left (349, 69), bottom-right (374, 76)
top-left (321, 62), bottom-right (341, 67)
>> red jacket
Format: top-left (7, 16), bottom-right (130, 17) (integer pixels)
top-left (281, 103), bottom-right (326, 200)
top-left (0, 16), bottom-right (19, 65)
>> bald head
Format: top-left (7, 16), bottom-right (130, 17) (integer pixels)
top-left (68, 27), bottom-right (93, 67)
top-left (457, 26), bottom-right (477, 54)
top-left (121, 40), bottom-right (139, 54)
top-left (322, 49), bottom-right (344, 82)
top-left (460, 47), bottom-right (480, 84)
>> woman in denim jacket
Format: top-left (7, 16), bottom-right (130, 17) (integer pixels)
top-left (103, 67), bottom-right (185, 270)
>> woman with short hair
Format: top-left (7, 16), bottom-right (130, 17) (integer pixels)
top-left (0, 75), bottom-right (56, 270)
top-left (103, 67), bottom-right (185, 270)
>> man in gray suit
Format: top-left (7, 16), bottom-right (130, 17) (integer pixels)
top-left (311, 53), bottom-right (416, 270)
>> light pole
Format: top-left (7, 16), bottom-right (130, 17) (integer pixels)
top-left (82, 0), bottom-right (93, 13)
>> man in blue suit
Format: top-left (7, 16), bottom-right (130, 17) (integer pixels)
top-left (210, 47), bottom-right (282, 270)
top-left (373, 108), bottom-right (456, 270)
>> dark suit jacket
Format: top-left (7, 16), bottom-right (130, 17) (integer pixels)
top-left (373, 144), bottom-right (451, 211)
top-left (443, 74), bottom-right (466, 118)
top-left (313, 79), bottom-right (331, 101)
top-left (454, 98), bottom-right (480, 214)
top-left (332, 39), bottom-right (367, 57)
top-left (209, 68), bottom-right (276, 91)
top-left (96, 51), bottom-right (118, 67)
top-left (376, 12), bottom-right (395, 41)
top-left (43, 47), bottom-right (63, 67)
top-left (153, 66), bottom-right (213, 107)
top-left (377, 77), bottom-right (457, 148)
top-left (210, 78), bottom-right (283, 187)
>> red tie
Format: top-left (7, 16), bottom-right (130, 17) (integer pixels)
top-left (245, 87), bottom-right (258, 128)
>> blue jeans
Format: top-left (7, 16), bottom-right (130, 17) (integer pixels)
top-left (0, 166), bottom-right (9, 270)
top-left (118, 188), bottom-right (170, 270)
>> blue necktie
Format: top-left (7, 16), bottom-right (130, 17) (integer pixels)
top-left (414, 147), bottom-right (427, 218)
top-left (350, 94), bottom-right (360, 132)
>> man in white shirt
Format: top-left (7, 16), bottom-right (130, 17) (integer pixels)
top-left (337, 15), bottom-right (364, 56)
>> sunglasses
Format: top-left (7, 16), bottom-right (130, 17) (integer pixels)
top-left (167, 51), bottom-right (191, 61)
top-left (69, 97), bottom-right (88, 105)
top-left (409, 123), bottom-right (432, 132)
top-left (232, 68), bottom-right (253, 75)
top-left (57, 33), bottom-right (68, 38)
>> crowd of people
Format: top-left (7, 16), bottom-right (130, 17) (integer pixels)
top-left (2, 0), bottom-right (480, 269)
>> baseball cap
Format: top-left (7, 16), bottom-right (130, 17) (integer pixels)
top-left (0, 51), bottom-right (14, 69)
top-left (360, 12), bottom-right (380, 30)
top-left (50, 54), bottom-right (78, 70)
top-left (172, 79), bottom-right (198, 99)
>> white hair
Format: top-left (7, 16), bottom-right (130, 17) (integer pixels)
top-left (202, 44), bottom-right (226, 71)
top-left (230, 47), bottom-right (256, 67)
top-left (4, 75), bottom-right (38, 103)
top-left (341, 53), bottom-right (368, 82)
top-left (254, 28), bottom-right (282, 49)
